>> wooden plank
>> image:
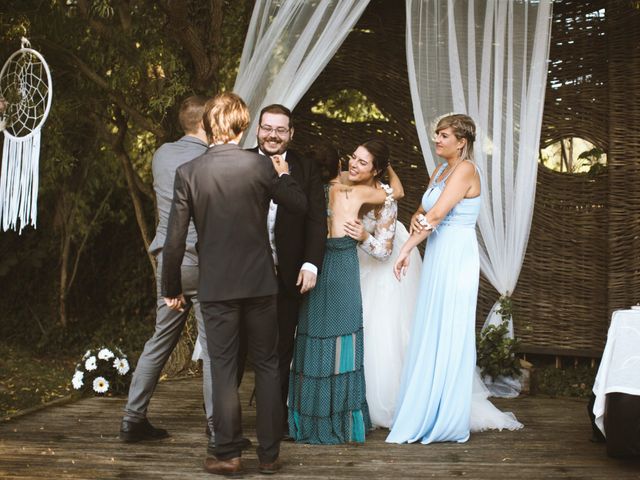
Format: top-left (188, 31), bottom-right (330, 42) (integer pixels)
top-left (0, 375), bottom-right (638, 479)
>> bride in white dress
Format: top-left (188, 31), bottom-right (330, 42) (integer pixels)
top-left (343, 138), bottom-right (522, 432)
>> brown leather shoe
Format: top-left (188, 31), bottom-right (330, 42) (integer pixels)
top-left (203, 456), bottom-right (243, 476)
top-left (258, 458), bottom-right (282, 475)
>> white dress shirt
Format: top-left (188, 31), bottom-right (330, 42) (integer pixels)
top-left (259, 149), bottom-right (317, 275)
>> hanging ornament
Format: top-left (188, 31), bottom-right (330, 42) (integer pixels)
top-left (0, 37), bottom-right (53, 233)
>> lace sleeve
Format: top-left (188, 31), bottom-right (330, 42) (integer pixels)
top-left (359, 193), bottom-right (398, 261)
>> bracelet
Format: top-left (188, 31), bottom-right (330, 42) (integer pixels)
top-left (417, 214), bottom-right (436, 231)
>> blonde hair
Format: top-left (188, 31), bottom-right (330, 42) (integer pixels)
top-left (203, 92), bottom-right (250, 144)
top-left (435, 114), bottom-right (476, 161)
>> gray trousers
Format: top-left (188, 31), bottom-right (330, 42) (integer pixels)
top-left (123, 259), bottom-right (214, 431)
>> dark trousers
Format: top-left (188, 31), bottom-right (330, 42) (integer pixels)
top-left (238, 275), bottom-right (301, 419)
top-left (201, 296), bottom-right (282, 463)
top-left (275, 285), bottom-right (302, 409)
top-left (124, 260), bottom-right (213, 430)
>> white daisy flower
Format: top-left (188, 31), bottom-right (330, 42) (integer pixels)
top-left (82, 349), bottom-right (91, 360)
top-left (98, 348), bottom-right (114, 361)
top-left (93, 377), bottom-right (109, 394)
top-left (85, 356), bottom-right (97, 371)
top-left (71, 370), bottom-right (84, 390)
top-left (113, 358), bottom-right (130, 375)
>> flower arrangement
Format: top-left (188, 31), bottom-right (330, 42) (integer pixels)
top-left (71, 346), bottom-right (132, 396)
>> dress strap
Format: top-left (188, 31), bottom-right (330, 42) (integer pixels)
top-left (436, 159), bottom-right (476, 185)
top-left (431, 163), bottom-right (448, 186)
top-left (440, 161), bottom-right (462, 184)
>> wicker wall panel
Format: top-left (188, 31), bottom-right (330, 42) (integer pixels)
top-left (606, 1), bottom-right (640, 312)
top-left (292, 0), bottom-right (638, 356)
top-left (294, 1), bottom-right (428, 227)
top-left (514, 167), bottom-right (608, 353)
top-left (541, 0), bottom-right (609, 150)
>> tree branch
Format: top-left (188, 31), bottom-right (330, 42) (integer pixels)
top-left (163, 0), bottom-right (220, 92)
top-left (44, 40), bottom-right (166, 140)
top-left (66, 187), bottom-right (114, 294)
top-left (112, 110), bottom-right (157, 276)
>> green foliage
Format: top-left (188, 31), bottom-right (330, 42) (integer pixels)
top-left (311, 88), bottom-right (388, 123)
top-left (533, 365), bottom-right (596, 398)
top-left (579, 147), bottom-right (608, 177)
top-left (0, 0), bottom-right (251, 358)
top-left (477, 295), bottom-right (522, 380)
top-left (0, 343), bottom-right (74, 418)
top-left (539, 138), bottom-right (607, 174)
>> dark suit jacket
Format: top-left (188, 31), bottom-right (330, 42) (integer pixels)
top-left (252, 148), bottom-right (327, 297)
top-left (161, 144), bottom-right (308, 302)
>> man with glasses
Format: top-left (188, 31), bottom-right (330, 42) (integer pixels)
top-left (239, 104), bottom-right (327, 437)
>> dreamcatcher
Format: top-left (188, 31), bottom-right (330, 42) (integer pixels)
top-left (0, 37), bottom-right (52, 233)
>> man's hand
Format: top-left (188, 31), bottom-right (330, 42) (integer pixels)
top-left (271, 154), bottom-right (290, 176)
top-left (164, 294), bottom-right (186, 311)
top-left (296, 269), bottom-right (317, 294)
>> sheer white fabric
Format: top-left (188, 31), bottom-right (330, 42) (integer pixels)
top-left (359, 184), bottom-right (397, 260)
top-left (471, 367), bottom-right (523, 432)
top-left (406, 0), bottom-right (553, 396)
top-left (357, 194), bottom-right (421, 428)
top-left (234, 0), bottom-right (370, 147)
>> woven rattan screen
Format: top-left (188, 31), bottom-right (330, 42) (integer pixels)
top-left (293, 0), bottom-right (640, 356)
top-left (293, 1), bottom-right (426, 225)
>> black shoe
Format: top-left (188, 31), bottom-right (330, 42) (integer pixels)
top-left (119, 418), bottom-right (169, 443)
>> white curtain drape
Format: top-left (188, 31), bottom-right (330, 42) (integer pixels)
top-left (406, 0), bottom-right (553, 395)
top-left (233, 0), bottom-right (370, 147)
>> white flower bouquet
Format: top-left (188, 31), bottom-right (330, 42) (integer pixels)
top-left (71, 346), bottom-right (132, 396)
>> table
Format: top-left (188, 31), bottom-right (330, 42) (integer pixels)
top-left (592, 308), bottom-right (640, 457)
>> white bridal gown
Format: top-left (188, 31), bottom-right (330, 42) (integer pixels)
top-left (358, 186), bottom-right (522, 433)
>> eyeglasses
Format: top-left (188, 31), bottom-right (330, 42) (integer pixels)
top-left (259, 125), bottom-right (290, 136)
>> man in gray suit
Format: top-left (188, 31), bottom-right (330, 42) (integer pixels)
top-left (120, 95), bottom-right (214, 442)
top-left (162, 92), bottom-right (306, 475)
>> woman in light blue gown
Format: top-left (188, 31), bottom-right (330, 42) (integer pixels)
top-left (386, 114), bottom-right (482, 444)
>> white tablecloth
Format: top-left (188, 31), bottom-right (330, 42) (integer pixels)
top-left (592, 308), bottom-right (640, 436)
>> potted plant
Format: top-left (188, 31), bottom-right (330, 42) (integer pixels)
top-left (477, 295), bottom-right (523, 385)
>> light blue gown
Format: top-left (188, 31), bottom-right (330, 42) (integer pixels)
top-left (386, 162), bottom-right (481, 444)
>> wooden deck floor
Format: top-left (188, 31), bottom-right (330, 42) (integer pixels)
top-left (1, 374), bottom-right (638, 479)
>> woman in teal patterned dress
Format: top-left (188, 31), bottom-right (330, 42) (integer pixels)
top-left (288, 140), bottom-right (402, 444)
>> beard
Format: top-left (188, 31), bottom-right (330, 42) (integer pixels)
top-left (258, 136), bottom-right (288, 155)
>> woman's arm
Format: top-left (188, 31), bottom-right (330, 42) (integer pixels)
top-left (416, 161), bottom-right (477, 231)
top-left (355, 182), bottom-right (391, 206)
top-left (386, 165), bottom-right (404, 200)
top-left (409, 204), bottom-right (427, 234)
top-left (393, 227), bottom-right (431, 280)
top-left (339, 170), bottom-right (351, 184)
top-left (358, 201), bottom-right (398, 261)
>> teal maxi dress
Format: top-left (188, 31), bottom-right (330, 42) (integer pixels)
top-left (288, 233), bottom-right (371, 444)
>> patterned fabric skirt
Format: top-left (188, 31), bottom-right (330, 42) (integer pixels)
top-left (288, 236), bottom-right (371, 444)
